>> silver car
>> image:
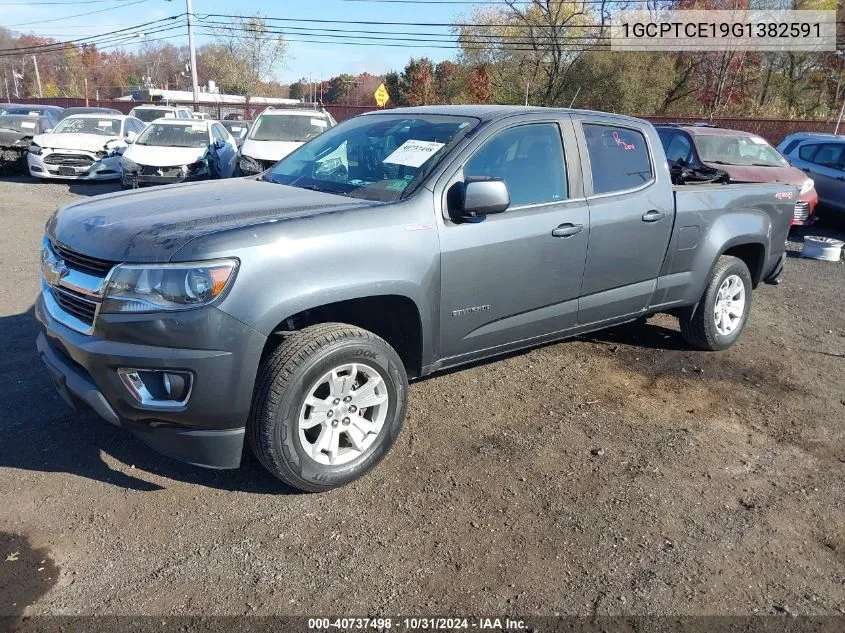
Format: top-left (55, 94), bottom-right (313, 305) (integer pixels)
top-left (778, 133), bottom-right (845, 219)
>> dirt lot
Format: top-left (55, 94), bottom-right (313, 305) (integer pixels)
top-left (0, 178), bottom-right (843, 619)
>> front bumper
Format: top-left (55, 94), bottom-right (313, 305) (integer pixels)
top-left (35, 293), bottom-right (266, 469)
top-left (28, 151), bottom-right (121, 181)
top-left (122, 165), bottom-right (210, 187)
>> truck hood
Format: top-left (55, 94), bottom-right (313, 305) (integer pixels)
top-left (46, 178), bottom-right (369, 263)
top-left (240, 138), bottom-right (302, 162)
top-left (703, 162), bottom-right (808, 187)
top-left (122, 144), bottom-right (209, 167)
top-left (34, 132), bottom-right (120, 154)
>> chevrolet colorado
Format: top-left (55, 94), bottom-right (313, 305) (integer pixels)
top-left (36, 106), bottom-right (793, 492)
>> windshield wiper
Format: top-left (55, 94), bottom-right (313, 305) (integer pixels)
top-left (298, 183), bottom-right (348, 196)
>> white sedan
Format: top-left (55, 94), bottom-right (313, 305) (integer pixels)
top-left (119, 118), bottom-right (239, 188)
top-left (27, 114), bottom-right (146, 181)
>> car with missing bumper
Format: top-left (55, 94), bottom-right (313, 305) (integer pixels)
top-left (0, 114), bottom-right (54, 174)
top-left (27, 114), bottom-right (146, 181)
top-left (37, 105), bottom-right (794, 492)
top-left (237, 107), bottom-right (335, 175)
top-left (119, 118), bottom-right (238, 187)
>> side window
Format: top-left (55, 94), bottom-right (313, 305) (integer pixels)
top-left (463, 123), bottom-right (567, 207)
top-left (663, 132), bottom-right (692, 165)
top-left (810, 143), bottom-right (845, 169)
top-left (798, 143), bottom-right (818, 162)
top-left (583, 123), bottom-right (653, 195)
top-left (781, 139), bottom-right (802, 155)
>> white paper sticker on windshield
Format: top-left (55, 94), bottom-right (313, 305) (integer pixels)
top-left (191, 124), bottom-right (206, 132)
top-left (383, 140), bottom-right (445, 168)
top-left (28, 111), bottom-right (39, 116)
top-left (20, 121), bottom-right (36, 129)
top-left (97, 120), bottom-right (112, 127)
top-left (310, 118), bottom-right (328, 128)
top-left (749, 136), bottom-right (767, 144)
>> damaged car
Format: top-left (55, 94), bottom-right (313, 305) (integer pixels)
top-left (27, 114), bottom-right (145, 181)
top-left (0, 114), bottom-right (54, 175)
top-left (119, 118), bottom-right (238, 188)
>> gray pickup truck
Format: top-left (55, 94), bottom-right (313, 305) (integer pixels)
top-left (36, 105), bottom-right (793, 491)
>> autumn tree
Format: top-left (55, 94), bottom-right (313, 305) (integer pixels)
top-left (206, 14), bottom-right (287, 103)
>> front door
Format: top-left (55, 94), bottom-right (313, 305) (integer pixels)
top-left (437, 118), bottom-right (590, 361)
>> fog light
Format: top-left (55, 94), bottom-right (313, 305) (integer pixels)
top-left (118, 368), bottom-right (192, 407)
top-left (162, 372), bottom-right (189, 401)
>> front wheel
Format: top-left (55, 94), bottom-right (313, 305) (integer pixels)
top-left (248, 323), bottom-right (408, 492)
top-left (679, 255), bottom-right (752, 351)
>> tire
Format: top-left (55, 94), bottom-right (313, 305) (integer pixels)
top-left (248, 323), bottom-right (408, 492)
top-left (679, 255), bottom-right (752, 351)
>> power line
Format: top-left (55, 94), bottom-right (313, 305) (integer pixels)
top-left (0, 0), bottom-right (135, 5)
top-left (0, 21), bottom-right (186, 58)
top-left (6, 0), bottom-right (151, 28)
top-left (199, 11), bottom-right (607, 28)
top-left (198, 19), bottom-right (608, 44)
top-left (0, 17), bottom-right (184, 56)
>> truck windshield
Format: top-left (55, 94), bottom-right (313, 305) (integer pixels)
top-left (263, 114), bottom-right (478, 201)
top-left (696, 135), bottom-right (788, 167)
top-left (135, 123), bottom-right (209, 148)
top-left (250, 114), bottom-right (330, 142)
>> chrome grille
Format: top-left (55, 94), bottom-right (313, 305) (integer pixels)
top-left (52, 286), bottom-right (97, 326)
top-left (793, 201), bottom-right (810, 222)
top-left (51, 241), bottom-right (115, 276)
top-left (43, 153), bottom-right (94, 167)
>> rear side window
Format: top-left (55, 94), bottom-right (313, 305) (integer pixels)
top-left (809, 143), bottom-right (845, 168)
top-left (464, 123), bottom-right (567, 207)
top-left (661, 131), bottom-right (692, 165)
top-left (584, 123), bottom-right (652, 195)
top-left (798, 144), bottom-right (818, 161)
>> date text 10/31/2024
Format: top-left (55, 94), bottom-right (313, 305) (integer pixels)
top-left (308, 617), bottom-right (528, 630)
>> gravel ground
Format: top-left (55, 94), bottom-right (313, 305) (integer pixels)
top-left (0, 178), bottom-right (843, 618)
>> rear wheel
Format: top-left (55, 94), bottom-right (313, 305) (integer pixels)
top-left (248, 323), bottom-right (408, 492)
top-left (680, 255), bottom-right (752, 351)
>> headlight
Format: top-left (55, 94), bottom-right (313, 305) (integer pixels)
top-left (799, 178), bottom-right (814, 195)
top-left (239, 155), bottom-right (261, 174)
top-left (28, 144), bottom-right (42, 155)
top-left (101, 259), bottom-right (238, 313)
top-left (120, 156), bottom-right (140, 172)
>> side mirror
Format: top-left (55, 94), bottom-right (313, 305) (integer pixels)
top-left (44, 128), bottom-right (53, 134)
top-left (450, 177), bottom-right (510, 222)
top-left (125, 131), bottom-right (137, 143)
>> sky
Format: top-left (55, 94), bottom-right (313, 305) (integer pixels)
top-left (3, 0), bottom-right (472, 83)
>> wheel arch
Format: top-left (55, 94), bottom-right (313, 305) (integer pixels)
top-left (260, 293), bottom-right (426, 379)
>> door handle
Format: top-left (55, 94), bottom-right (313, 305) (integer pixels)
top-left (642, 210), bottom-right (665, 222)
top-left (551, 223), bottom-right (583, 238)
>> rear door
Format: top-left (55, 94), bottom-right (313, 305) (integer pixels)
top-left (436, 115), bottom-right (589, 361)
top-left (573, 116), bottom-right (675, 325)
top-left (791, 142), bottom-right (845, 212)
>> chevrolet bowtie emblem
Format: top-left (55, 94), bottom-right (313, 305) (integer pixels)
top-left (42, 251), bottom-right (69, 287)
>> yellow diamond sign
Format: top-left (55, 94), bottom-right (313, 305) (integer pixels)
top-left (374, 83), bottom-right (390, 108)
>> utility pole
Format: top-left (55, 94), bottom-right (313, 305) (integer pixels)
top-left (4, 71), bottom-right (9, 102)
top-left (32, 56), bottom-right (43, 98)
top-left (84, 77), bottom-right (89, 106)
top-left (186, 0), bottom-right (200, 108)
